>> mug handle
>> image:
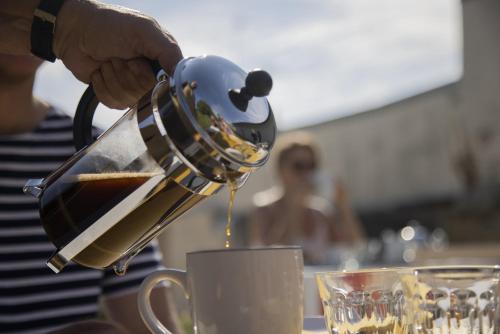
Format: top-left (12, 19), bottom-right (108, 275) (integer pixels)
top-left (138, 269), bottom-right (188, 334)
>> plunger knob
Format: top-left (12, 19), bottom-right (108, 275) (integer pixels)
top-left (229, 69), bottom-right (273, 111)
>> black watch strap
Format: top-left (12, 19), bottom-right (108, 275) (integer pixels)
top-left (30, 0), bottom-right (67, 62)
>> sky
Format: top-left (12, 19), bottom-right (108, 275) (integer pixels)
top-left (34, 0), bottom-right (463, 130)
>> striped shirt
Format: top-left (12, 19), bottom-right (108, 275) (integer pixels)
top-left (0, 108), bottom-right (164, 334)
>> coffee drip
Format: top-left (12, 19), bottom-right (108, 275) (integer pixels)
top-left (224, 179), bottom-right (239, 248)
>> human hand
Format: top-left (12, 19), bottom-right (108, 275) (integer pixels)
top-left (333, 180), bottom-right (353, 211)
top-left (53, 0), bottom-right (183, 109)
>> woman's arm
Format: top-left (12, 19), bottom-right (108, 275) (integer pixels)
top-left (331, 180), bottom-right (366, 243)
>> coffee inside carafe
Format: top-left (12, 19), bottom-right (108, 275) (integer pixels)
top-left (40, 172), bottom-right (205, 269)
top-left (41, 172), bottom-right (153, 246)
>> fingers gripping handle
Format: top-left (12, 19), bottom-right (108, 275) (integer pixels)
top-left (72, 60), bottom-right (164, 151)
top-left (138, 269), bottom-right (188, 334)
top-left (148, 59), bottom-right (164, 79)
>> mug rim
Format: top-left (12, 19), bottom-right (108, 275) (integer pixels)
top-left (187, 246), bottom-right (302, 255)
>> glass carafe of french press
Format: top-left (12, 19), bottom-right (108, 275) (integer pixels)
top-left (24, 55), bottom-right (276, 273)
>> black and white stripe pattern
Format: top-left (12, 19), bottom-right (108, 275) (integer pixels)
top-left (0, 108), bottom-right (163, 334)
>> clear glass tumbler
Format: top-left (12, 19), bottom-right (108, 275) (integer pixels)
top-left (316, 269), bottom-right (408, 334)
top-left (399, 266), bottom-right (500, 334)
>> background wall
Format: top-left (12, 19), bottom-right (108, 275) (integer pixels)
top-left (159, 0), bottom-right (500, 268)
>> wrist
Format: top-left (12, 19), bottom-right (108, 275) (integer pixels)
top-left (31, 0), bottom-right (71, 62)
top-left (1, 1), bottom-right (40, 19)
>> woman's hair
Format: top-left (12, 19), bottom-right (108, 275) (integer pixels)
top-left (274, 131), bottom-right (320, 170)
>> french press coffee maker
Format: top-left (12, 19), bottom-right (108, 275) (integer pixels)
top-left (24, 55), bottom-right (276, 273)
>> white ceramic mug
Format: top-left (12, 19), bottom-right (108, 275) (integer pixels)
top-left (138, 247), bottom-right (304, 334)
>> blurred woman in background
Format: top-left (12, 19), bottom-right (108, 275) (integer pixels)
top-left (249, 132), bottom-right (365, 264)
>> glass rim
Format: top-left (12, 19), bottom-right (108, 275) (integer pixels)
top-left (315, 266), bottom-right (406, 278)
top-left (404, 265), bottom-right (500, 274)
top-left (315, 265), bottom-right (500, 278)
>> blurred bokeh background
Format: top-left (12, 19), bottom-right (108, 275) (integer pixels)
top-left (34, 0), bottom-right (500, 317)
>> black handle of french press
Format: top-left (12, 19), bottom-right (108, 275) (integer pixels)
top-left (73, 59), bottom-right (164, 151)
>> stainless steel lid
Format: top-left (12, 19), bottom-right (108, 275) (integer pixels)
top-left (170, 55), bottom-right (276, 169)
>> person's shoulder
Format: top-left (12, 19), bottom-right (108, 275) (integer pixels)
top-left (252, 186), bottom-right (283, 208)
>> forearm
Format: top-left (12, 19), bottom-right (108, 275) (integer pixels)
top-left (1, 1), bottom-right (40, 18)
top-left (2, 0), bottom-right (182, 108)
top-left (336, 204), bottom-right (365, 243)
top-left (0, 1), bottom-right (40, 55)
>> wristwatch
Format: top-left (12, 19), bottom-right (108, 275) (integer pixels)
top-left (30, 0), bottom-right (67, 62)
